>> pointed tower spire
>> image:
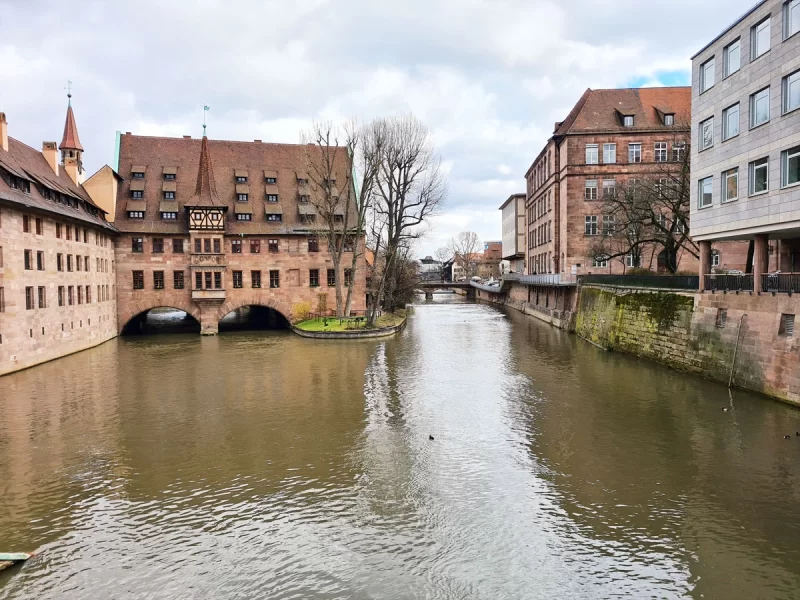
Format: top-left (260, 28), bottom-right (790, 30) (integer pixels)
top-left (59, 87), bottom-right (84, 184)
top-left (187, 135), bottom-right (222, 207)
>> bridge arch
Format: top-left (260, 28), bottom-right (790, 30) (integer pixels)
top-left (119, 301), bottom-right (202, 335)
top-left (215, 296), bottom-right (294, 327)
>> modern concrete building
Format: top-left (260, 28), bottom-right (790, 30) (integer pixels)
top-left (691, 0), bottom-right (800, 290)
top-left (0, 103), bottom-right (119, 376)
top-left (113, 131), bottom-right (366, 334)
top-left (500, 193), bottom-right (525, 274)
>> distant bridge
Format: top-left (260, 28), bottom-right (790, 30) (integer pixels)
top-left (416, 281), bottom-right (475, 299)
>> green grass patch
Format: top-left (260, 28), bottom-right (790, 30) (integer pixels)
top-left (296, 309), bottom-right (406, 332)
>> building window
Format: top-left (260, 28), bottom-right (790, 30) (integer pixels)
top-left (38, 286), bottom-right (46, 309)
top-left (133, 271), bottom-right (144, 290)
top-left (781, 145), bottom-right (800, 188)
top-left (232, 240), bottom-right (242, 253)
top-left (779, 313), bottom-right (795, 336)
top-left (251, 270), bottom-right (261, 288)
top-left (672, 142), bottom-right (686, 162)
top-left (654, 142), bottom-right (668, 162)
top-left (327, 268), bottom-right (336, 286)
top-left (623, 115), bottom-right (634, 127)
top-left (268, 239), bottom-right (279, 253)
top-left (267, 214), bottom-right (282, 222)
top-left (299, 194), bottom-right (310, 203)
top-left (153, 270), bottom-right (165, 290)
top-left (749, 158), bottom-right (769, 194)
top-left (724, 39), bottom-right (741, 77)
top-left (628, 143), bottom-right (641, 163)
top-left (128, 211), bottom-right (144, 219)
top-left (783, 70), bottom-right (800, 113)
top-left (214, 272), bottom-right (222, 289)
top-left (584, 215), bottom-right (598, 236)
top-left (58, 286), bottom-right (64, 307)
top-left (723, 168), bottom-right (739, 202)
top-left (309, 269), bottom-right (320, 287)
top-left (786, 0), bottom-right (800, 38)
top-left (712, 250), bottom-right (721, 268)
top-left (164, 191), bottom-right (175, 200)
top-left (35, 217), bottom-right (42, 234)
top-left (625, 254), bottom-right (641, 268)
top-left (22, 249), bottom-right (31, 270)
top-left (722, 103), bottom-right (740, 140)
top-left (308, 237), bottom-right (319, 252)
top-left (36, 250), bottom-right (44, 270)
top-left (66, 225), bottom-right (72, 240)
top-left (76, 255), bottom-right (82, 271)
top-left (699, 117), bottom-right (714, 150)
top-left (585, 144), bottom-right (598, 164)
top-left (161, 211), bottom-right (177, 220)
top-left (67, 254), bottom-right (73, 271)
top-left (592, 254), bottom-right (608, 268)
top-left (237, 193), bottom-right (248, 202)
top-left (236, 176), bottom-right (247, 183)
top-left (164, 173), bottom-right (176, 181)
top-left (132, 237), bottom-right (143, 252)
top-left (195, 272), bottom-right (202, 290)
top-left (751, 17), bottom-right (771, 59)
top-left (602, 179), bottom-right (616, 198)
top-left (603, 143), bottom-right (616, 164)
top-left (233, 270), bottom-right (243, 288)
top-left (664, 114), bottom-right (674, 126)
top-left (174, 271), bottom-right (184, 289)
top-left (602, 215), bottom-right (615, 235)
top-left (265, 176), bottom-right (277, 184)
top-left (57, 253), bottom-right (63, 271)
top-left (266, 194), bottom-right (279, 202)
top-left (750, 87), bottom-right (770, 127)
top-left (56, 222), bottom-right (62, 238)
top-left (700, 57), bottom-right (715, 92)
top-left (584, 180), bottom-right (598, 200)
top-left (213, 238), bottom-right (220, 253)
top-left (173, 239), bottom-right (184, 253)
top-left (194, 238), bottom-right (202, 253)
top-left (131, 191), bottom-right (143, 200)
top-left (153, 238), bottom-right (164, 253)
top-left (344, 269), bottom-right (352, 287)
top-left (204, 272), bottom-right (212, 289)
top-left (22, 214), bottom-right (30, 232)
top-left (25, 286), bottom-right (34, 310)
top-left (698, 176), bottom-right (713, 208)
top-left (269, 270), bottom-right (280, 288)
top-left (236, 213), bottom-right (252, 221)
top-left (68, 286), bottom-right (74, 305)
top-left (250, 239), bottom-right (261, 253)
top-left (132, 171), bottom-right (144, 179)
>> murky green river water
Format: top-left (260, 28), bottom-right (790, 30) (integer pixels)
top-left (1, 298), bottom-right (800, 599)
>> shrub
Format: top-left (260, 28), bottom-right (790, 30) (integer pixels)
top-left (293, 302), bottom-right (312, 322)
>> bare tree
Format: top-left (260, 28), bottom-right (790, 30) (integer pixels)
top-left (449, 231), bottom-right (480, 279)
top-left (589, 137), bottom-right (696, 273)
top-left (433, 246), bottom-right (451, 281)
top-left (367, 115), bottom-right (446, 324)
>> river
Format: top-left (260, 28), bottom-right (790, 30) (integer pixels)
top-left (1, 298), bottom-right (800, 599)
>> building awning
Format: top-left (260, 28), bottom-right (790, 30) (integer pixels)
top-left (265, 204), bottom-right (283, 215)
top-left (295, 171), bottom-right (309, 182)
top-left (162, 166), bottom-right (177, 175)
top-left (159, 200), bottom-right (179, 213)
top-left (333, 205), bottom-right (346, 217)
top-left (234, 169), bottom-right (248, 178)
top-left (235, 183), bottom-right (250, 194)
top-left (129, 180), bottom-right (145, 192)
top-left (131, 165), bottom-right (147, 174)
top-left (126, 200), bottom-right (146, 212)
top-left (234, 203), bottom-right (253, 214)
top-left (298, 204), bottom-right (317, 215)
top-left (162, 181), bottom-right (177, 192)
top-left (264, 169), bottom-right (278, 180)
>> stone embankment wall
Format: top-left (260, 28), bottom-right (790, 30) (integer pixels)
top-left (475, 282), bottom-right (577, 330)
top-left (575, 286), bottom-right (800, 406)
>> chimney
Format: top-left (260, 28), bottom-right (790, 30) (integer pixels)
top-left (0, 112), bottom-right (8, 152)
top-left (43, 141), bottom-right (59, 176)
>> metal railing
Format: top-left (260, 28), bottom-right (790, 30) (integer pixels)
top-left (471, 281), bottom-right (504, 293)
top-left (704, 274), bottom-right (754, 292)
top-left (762, 273), bottom-right (800, 293)
top-left (580, 274), bottom-right (699, 290)
top-left (519, 273), bottom-right (577, 286)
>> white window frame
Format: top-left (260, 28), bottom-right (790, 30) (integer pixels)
top-left (623, 115), bottom-right (634, 127)
top-left (625, 254), bottom-right (641, 268)
top-left (592, 254), bottom-right (609, 268)
top-left (722, 103), bottom-right (740, 140)
top-left (781, 145), bottom-right (800, 188)
top-left (749, 158), bottom-right (769, 195)
top-left (698, 176), bottom-right (713, 208)
top-left (784, 0), bottom-right (799, 39)
top-left (584, 215), bottom-right (598, 236)
top-left (751, 17), bottom-right (771, 59)
top-left (672, 142), bottom-right (686, 162)
top-left (602, 179), bottom-right (616, 198)
top-left (628, 143), bottom-right (641, 163)
top-left (723, 39), bottom-right (741, 77)
top-left (750, 87), bottom-right (770, 128)
top-left (700, 57), bottom-right (715, 92)
top-left (602, 215), bottom-right (615, 235)
top-left (664, 114), bottom-right (674, 126)
top-left (584, 179), bottom-right (598, 200)
top-left (654, 142), bottom-right (668, 162)
top-left (783, 70), bottom-right (800, 114)
top-left (712, 250), bottom-right (721, 267)
top-left (603, 143), bottom-right (616, 164)
top-left (722, 168), bottom-right (739, 202)
top-left (699, 117), bottom-right (714, 150)
top-left (585, 144), bottom-right (599, 165)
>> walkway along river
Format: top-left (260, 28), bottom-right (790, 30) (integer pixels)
top-left (1, 297), bottom-right (800, 598)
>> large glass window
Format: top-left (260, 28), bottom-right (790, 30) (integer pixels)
top-left (584, 215), bottom-right (598, 235)
top-left (654, 142), bottom-right (668, 162)
top-left (603, 143), bottom-right (616, 163)
top-left (699, 117), bottom-right (714, 150)
top-left (698, 176), bottom-right (713, 208)
top-left (628, 143), bottom-right (641, 163)
top-left (750, 87), bottom-right (770, 127)
top-left (785, 0), bottom-right (799, 39)
top-left (723, 103), bottom-right (739, 140)
top-left (722, 168), bottom-right (739, 202)
top-left (751, 17), bottom-right (771, 59)
top-left (602, 179), bottom-right (616, 198)
top-left (783, 70), bottom-right (800, 114)
top-left (781, 145), bottom-right (800, 188)
top-left (749, 158), bottom-right (769, 194)
top-left (585, 144), bottom-right (598, 164)
top-left (584, 180), bottom-right (598, 200)
top-left (700, 57), bottom-right (715, 92)
top-left (724, 39), bottom-right (741, 77)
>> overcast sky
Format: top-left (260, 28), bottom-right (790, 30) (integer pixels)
top-left (1, 0), bottom-right (755, 257)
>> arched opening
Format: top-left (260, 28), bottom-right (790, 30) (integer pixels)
top-left (121, 307), bottom-right (201, 335)
top-left (218, 305), bottom-right (290, 332)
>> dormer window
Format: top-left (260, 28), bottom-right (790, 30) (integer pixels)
top-left (237, 193), bottom-right (248, 202)
top-left (297, 177), bottom-right (309, 185)
top-left (164, 173), bottom-right (176, 180)
top-left (132, 172), bottom-right (144, 179)
top-left (161, 212), bottom-right (177, 220)
top-left (266, 194), bottom-right (278, 203)
top-left (236, 176), bottom-right (247, 183)
top-left (132, 190), bottom-right (143, 199)
top-left (266, 176), bottom-right (277, 184)
top-left (267, 214), bottom-right (282, 222)
top-left (164, 191), bottom-right (175, 200)
top-left (128, 211), bottom-right (144, 219)
top-left (664, 114), bottom-right (675, 126)
top-left (623, 115), bottom-right (634, 127)
top-left (299, 194), bottom-right (310, 203)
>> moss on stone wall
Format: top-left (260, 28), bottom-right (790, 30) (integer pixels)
top-left (615, 292), bottom-right (694, 331)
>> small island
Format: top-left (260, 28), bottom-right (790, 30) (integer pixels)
top-left (292, 309), bottom-right (407, 339)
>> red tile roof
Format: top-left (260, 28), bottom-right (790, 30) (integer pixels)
top-left (187, 135), bottom-right (223, 207)
top-left (59, 103), bottom-right (84, 151)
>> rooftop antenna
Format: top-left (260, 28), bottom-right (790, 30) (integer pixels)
top-left (203, 104), bottom-right (210, 137)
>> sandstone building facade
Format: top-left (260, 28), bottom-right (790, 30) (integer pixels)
top-left (113, 131), bottom-right (365, 335)
top-left (0, 104), bottom-right (118, 376)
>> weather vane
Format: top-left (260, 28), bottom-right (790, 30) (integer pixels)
top-left (66, 80), bottom-right (73, 105)
top-left (203, 104), bottom-right (210, 136)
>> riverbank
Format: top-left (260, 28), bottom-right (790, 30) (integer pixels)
top-left (292, 310), bottom-right (407, 339)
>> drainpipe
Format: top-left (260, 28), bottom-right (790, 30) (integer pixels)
top-left (728, 313), bottom-right (747, 388)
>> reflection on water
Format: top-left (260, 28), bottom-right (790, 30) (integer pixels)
top-left (1, 300), bottom-right (800, 599)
